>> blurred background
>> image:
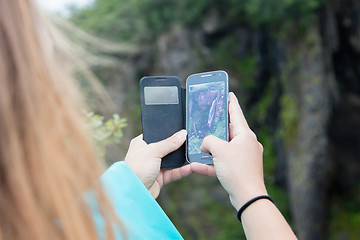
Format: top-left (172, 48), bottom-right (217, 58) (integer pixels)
top-left (39, 0), bottom-right (360, 239)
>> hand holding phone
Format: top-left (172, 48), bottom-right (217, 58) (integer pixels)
top-left (124, 130), bottom-right (189, 199)
top-left (200, 92), bottom-right (267, 210)
top-left (186, 70), bottom-right (229, 164)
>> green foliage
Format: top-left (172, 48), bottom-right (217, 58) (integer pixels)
top-left (70, 0), bottom-right (147, 42)
top-left (329, 183), bottom-right (360, 240)
top-left (70, 0), bottom-right (214, 42)
top-left (213, 37), bottom-right (256, 73)
top-left (210, 35), bottom-right (257, 94)
top-left (164, 175), bottom-right (246, 239)
top-left (85, 112), bottom-right (127, 157)
top-left (242, 0), bottom-right (322, 26)
top-left (279, 93), bottom-right (299, 142)
top-left (70, 0), bottom-right (323, 45)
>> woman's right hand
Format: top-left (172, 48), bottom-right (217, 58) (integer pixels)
top-left (200, 92), bottom-right (267, 211)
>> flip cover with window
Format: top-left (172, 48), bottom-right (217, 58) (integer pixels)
top-left (140, 76), bottom-right (186, 169)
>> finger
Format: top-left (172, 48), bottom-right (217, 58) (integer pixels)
top-left (200, 135), bottom-right (227, 157)
top-left (149, 129), bottom-right (187, 158)
top-left (258, 142), bottom-right (264, 153)
top-left (132, 134), bottom-right (143, 143)
top-left (190, 162), bottom-right (216, 176)
top-left (128, 134), bottom-right (147, 149)
top-left (161, 164), bottom-right (193, 184)
top-left (228, 92), bottom-right (249, 140)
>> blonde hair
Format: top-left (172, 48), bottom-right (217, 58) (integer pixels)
top-left (0, 0), bottom-right (123, 239)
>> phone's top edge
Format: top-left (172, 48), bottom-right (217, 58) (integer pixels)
top-left (140, 76), bottom-right (180, 79)
top-left (186, 70), bottom-right (228, 79)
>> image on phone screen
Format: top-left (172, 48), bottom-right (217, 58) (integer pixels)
top-left (187, 81), bottom-right (227, 156)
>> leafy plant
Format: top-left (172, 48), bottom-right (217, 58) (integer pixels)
top-left (84, 112), bottom-right (127, 157)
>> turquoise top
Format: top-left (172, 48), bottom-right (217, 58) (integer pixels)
top-left (91, 161), bottom-right (183, 239)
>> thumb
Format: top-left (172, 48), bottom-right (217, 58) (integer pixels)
top-left (149, 129), bottom-right (187, 158)
top-left (200, 135), bottom-right (227, 156)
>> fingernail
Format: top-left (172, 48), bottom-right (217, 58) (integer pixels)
top-left (175, 129), bottom-right (187, 140)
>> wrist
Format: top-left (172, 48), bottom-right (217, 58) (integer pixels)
top-left (237, 195), bottom-right (274, 222)
top-left (229, 185), bottom-right (268, 211)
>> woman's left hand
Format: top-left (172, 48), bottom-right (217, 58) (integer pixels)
top-left (124, 130), bottom-right (214, 198)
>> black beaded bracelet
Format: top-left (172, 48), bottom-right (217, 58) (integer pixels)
top-left (237, 195), bottom-right (274, 222)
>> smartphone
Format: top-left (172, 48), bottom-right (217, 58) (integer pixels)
top-left (186, 70), bottom-right (229, 164)
top-left (140, 76), bottom-right (186, 169)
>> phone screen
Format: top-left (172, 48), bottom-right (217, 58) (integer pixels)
top-left (187, 80), bottom-right (228, 162)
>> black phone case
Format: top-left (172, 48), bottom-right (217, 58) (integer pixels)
top-left (140, 76), bottom-right (186, 169)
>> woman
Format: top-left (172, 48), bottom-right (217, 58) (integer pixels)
top-left (0, 0), bottom-right (297, 239)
